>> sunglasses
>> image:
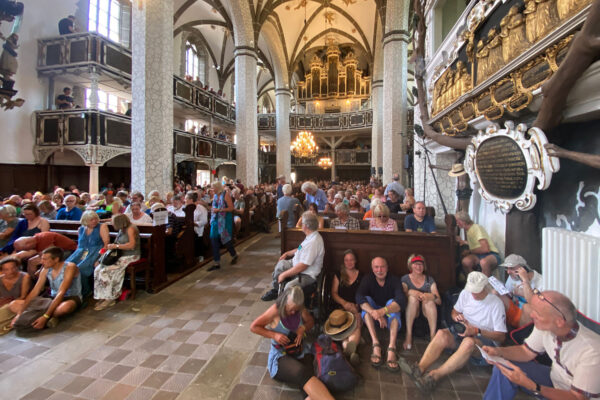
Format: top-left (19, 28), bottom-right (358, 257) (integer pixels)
top-left (533, 289), bottom-right (566, 321)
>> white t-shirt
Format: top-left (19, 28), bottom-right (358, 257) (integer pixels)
top-left (525, 324), bottom-right (600, 396)
top-left (292, 231), bottom-right (325, 280)
top-left (194, 204), bottom-right (208, 237)
top-left (126, 212), bottom-right (153, 226)
top-left (505, 270), bottom-right (543, 303)
top-left (167, 205), bottom-right (186, 217)
top-left (454, 290), bottom-right (507, 333)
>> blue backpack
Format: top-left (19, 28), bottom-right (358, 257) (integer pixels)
top-left (313, 334), bottom-right (359, 393)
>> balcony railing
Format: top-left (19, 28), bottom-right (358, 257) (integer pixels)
top-left (37, 33), bottom-right (235, 124)
top-left (259, 150), bottom-right (371, 166)
top-left (257, 110), bottom-right (373, 132)
top-left (34, 109), bottom-right (236, 165)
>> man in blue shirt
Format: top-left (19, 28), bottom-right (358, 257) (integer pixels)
top-left (404, 202), bottom-right (436, 233)
top-left (384, 173), bottom-right (405, 199)
top-left (301, 181), bottom-right (328, 211)
top-left (276, 175), bottom-right (285, 200)
top-left (55, 195), bottom-right (83, 221)
top-left (277, 184), bottom-right (301, 228)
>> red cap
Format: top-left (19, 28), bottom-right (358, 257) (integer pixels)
top-left (410, 256), bottom-right (424, 264)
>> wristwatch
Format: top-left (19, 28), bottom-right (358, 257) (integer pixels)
top-left (531, 383), bottom-right (542, 396)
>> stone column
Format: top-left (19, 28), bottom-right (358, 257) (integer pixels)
top-left (234, 47), bottom-right (258, 186)
top-left (371, 80), bottom-right (383, 176)
top-left (275, 88), bottom-right (291, 180)
top-left (131, 0), bottom-right (174, 196)
top-left (88, 164), bottom-right (100, 194)
top-left (331, 149), bottom-right (336, 181)
top-left (88, 71), bottom-right (100, 109)
top-left (381, 0), bottom-right (410, 185)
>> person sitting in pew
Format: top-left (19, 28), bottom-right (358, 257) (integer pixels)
top-left (456, 211), bottom-right (501, 277)
top-left (295, 203), bottom-right (324, 230)
top-left (277, 184), bottom-right (302, 229)
top-left (65, 211), bottom-right (110, 297)
top-left (348, 195), bottom-right (363, 213)
top-left (38, 200), bottom-right (57, 220)
top-left (56, 195), bottom-right (83, 221)
top-left (400, 188), bottom-right (416, 211)
top-left (369, 204), bottom-right (398, 232)
top-left (385, 190), bottom-right (403, 214)
top-left (324, 193), bottom-right (343, 214)
top-left (232, 188), bottom-right (245, 235)
top-left (10, 246), bottom-right (82, 330)
top-left (404, 202), bottom-right (437, 233)
top-left (13, 232), bottom-right (77, 276)
top-left (126, 202), bottom-right (153, 225)
top-left (356, 256), bottom-right (406, 371)
top-left (401, 254), bottom-right (442, 350)
top-left (262, 212), bottom-right (324, 302)
top-left (185, 191), bottom-right (207, 263)
top-left (330, 203), bottom-right (361, 230)
top-left (362, 198), bottom-right (382, 220)
top-left (399, 271), bottom-right (506, 394)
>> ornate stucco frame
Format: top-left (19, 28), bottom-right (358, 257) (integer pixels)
top-left (464, 121), bottom-right (560, 213)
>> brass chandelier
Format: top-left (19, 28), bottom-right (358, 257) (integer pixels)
top-left (290, 130), bottom-right (318, 158)
top-left (317, 156), bottom-right (333, 169)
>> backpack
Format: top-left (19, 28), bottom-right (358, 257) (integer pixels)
top-left (313, 334), bottom-right (358, 393)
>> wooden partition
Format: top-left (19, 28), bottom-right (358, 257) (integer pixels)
top-left (280, 211), bottom-right (457, 293)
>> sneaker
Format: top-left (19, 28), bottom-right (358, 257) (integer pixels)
top-left (398, 357), bottom-right (422, 381)
top-left (46, 317), bottom-right (59, 329)
top-left (261, 289), bottom-right (278, 301)
top-left (415, 374), bottom-right (437, 394)
top-left (230, 255), bottom-right (238, 265)
top-left (207, 264), bottom-right (221, 271)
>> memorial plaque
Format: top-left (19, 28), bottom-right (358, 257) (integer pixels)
top-left (476, 136), bottom-right (527, 199)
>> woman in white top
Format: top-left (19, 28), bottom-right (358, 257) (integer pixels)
top-left (126, 202), bottom-right (152, 225)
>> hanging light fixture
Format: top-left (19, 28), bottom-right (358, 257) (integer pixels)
top-left (290, 130), bottom-right (318, 158)
top-left (317, 156), bottom-right (333, 169)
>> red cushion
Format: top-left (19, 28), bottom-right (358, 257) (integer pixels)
top-left (127, 258), bottom-right (148, 267)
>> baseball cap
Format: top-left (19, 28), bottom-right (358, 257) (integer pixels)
top-left (464, 271), bottom-right (488, 293)
top-left (500, 254), bottom-right (528, 269)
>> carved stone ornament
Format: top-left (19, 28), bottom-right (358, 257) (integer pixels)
top-left (464, 121), bottom-right (560, 213)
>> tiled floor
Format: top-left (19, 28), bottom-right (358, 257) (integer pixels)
top-left (1, 233), bottom-right (529, 400)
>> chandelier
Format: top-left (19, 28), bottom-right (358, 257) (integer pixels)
top-left (317, 157), bottom-right (333, 169)
top-left (290, 131), bottom-right (318, 158)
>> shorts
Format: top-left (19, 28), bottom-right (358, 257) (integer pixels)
top-left (448, 327), bottom-right (498, 366)
top-left (63, 296), bottom-right (82, 309)
top-left (477, 252), bottom-right (502, 265)
top-left (506, 302), bottom-right (523, 327)
top-left (361, 296), bottom-right (402, 329)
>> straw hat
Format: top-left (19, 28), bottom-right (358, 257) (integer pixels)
top-left (448, 163), bottom-right (466, 177)
top-left (324, 310), bottom-right (355, 340)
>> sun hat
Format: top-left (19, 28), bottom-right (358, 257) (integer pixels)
top-left (464, 271), bottom-right (488, 293)
top-left (324, 310), bottom-right (355, 340)
top-left (448, 163), bottom-right (466, 177)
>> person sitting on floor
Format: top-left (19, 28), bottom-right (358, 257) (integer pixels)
top-left (0, 204), bottom-right (19, 249)
top-left (355, 256), bottom-right (407, 372)
top-left (456, 211), bottom-right (501, 276)
top-left (56, 195), bottom-right (83, 221)
top-left (0, 257), bottom-right (30, 307)
top-left (13, 232), bottom-right (77, 276)
top-left (251, 285), bottom-right (335, 400)
top-left (482, 290), bottom-right (600, 400)
top-left (330, 249), bottom-right (363, 365)
top-left (404, 201), bottom-right (437, 233)
top-left (262, 212), bottom-right (324, 302)
top-left (65, 211), bottom-right (109, 297)
top-left (369, 204), bottom-right (398, 231)
top-left (93, 214), bottom-right (140, 311)
top-left (495, 254), bottom-right (543, 328)
top-left (330, 202), bottom-right (360, 230)
top-left (401, 254), bottom-right (442, 350)
top-left (399, 271), bottom-right (506, 394)
top-left (10, 246), bottom-right (82, 330)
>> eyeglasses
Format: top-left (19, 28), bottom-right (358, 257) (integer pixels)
top-left (533, 289), bottom-right (566, 321)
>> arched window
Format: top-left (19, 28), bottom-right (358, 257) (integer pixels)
top-left (186, 41), bottom-right (200, 81)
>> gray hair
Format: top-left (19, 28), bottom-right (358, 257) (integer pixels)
top-left (0, 204), bottom-right (17, 218)
top-left (301, 211), bottom-right (319, 231)
top-left (282, 184), bottom-right (292, 196)
top-left (80, 210), bottom-right (100, 227)
top-left (335, 202), bottom-right (349, 214)
top-left (275, 285), bottom-right (304, 320)
top-left (370, 197), bottom-right (382, 210)
top-left (455, 211), bottom-right (473, 224)
top-left (301, 181), bottom-right (318, 194)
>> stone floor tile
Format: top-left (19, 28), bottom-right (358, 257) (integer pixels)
top-left (186, 331), bottom-right (210, 345)
top-left (151, 390), bottom-right (178, 400)
top-left (82, 361), bottom-right (116, 378)
top-left (62, 376), bottom-right (95, 395)
top-left (457, 391), bottom-right (483, 400)
top-left (260, 373), bottom-right (283, 388)
top-left (100, 383), bottom-right (136, 400)
top-left (239, 365), bottom-right (266, 385)
top-left (178, 358), bottom-right (206, 374)
top-left (197, 321), bottom-right (219, 333)
top-left (156, 355), bottom-right (188, 373)
top-left (160, 373), bottom-right (195, 392)
top-left (103, 364), bottom-right (135, 381)
top-left (151, 327), bottom-right (178, 341)
top-left (190, 343), bottom-right (219, 360)
top-left (67, 359), bottom-right (97, 375)
top-left (105, 336), bottom-right (130, 347)
top-left (120, 350), bottom-right (152, 367)
top-left (204, 333), bottom-right (227, 345)
top-left (207, 313), bottom-right (228, 323)
top-left (120, 366), bottom-right (154, 386)
top-left (252, 386), bottom-right (281, 400)
top-left (104, 348), bottom-right (132, 363)
top-left (181, 320), bottom-right (204, 331)
top-left (19, 344), bottom-right (50, 359)
top-left (44, 372), bottom-right (77, 391)
top-left (248, 352), bottom-right (269, 366)
top-left (78, 378), bottom-right (114, 399)
top-left (46, 392), bottom-right (78, 400)
top-left (173, 343), bottom-right (198, 357)
top-left (224, 315), bottom-right (242, 324)
top-left (124, 386), bottom-right (156, 400)
top-left (20, 387), bottom-right (56, 400)
top-left (381, 382), bottom-right (407, 400)
top-left (168, 330), bottom-right (194, 343)
top-left (0, 355), bottom-right (27, 372)
top-left (449, 372), bottom-right (478, 392)
top-left (140, 354), bottom-right (168, 369)
top-left (431, 389), bottom-right (459, 399)
top-left (141, 371), bottom-right (173, 389)
top-left (278, 389), bottom-right (304, 400)
top-left (227, 383), bottom-right (257, 399)
top-left (213, 323), bottom-right (237, 335)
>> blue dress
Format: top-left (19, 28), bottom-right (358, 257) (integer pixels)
top-left (210, 192), bottom-right (234, 242)
top-left (267, 313), bottom-right (309, 378)
top-left (65, 224), bottom-right (104, 296)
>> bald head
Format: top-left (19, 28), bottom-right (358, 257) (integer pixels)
top-left (541, 291), bottom-right (577, 323)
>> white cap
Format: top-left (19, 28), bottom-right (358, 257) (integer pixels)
top-left (465, 271), bottom-right (488, 293)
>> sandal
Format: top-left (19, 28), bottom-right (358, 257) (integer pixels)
top-left (386, 347), bottom-right (400, 372)
top-left (370, 343), bottom-right (383, 367)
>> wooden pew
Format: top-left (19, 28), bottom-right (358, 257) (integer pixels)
top-left (49, 220), bottom-right (166, 291)
top-left (279, 211), bottom-right (457, 293)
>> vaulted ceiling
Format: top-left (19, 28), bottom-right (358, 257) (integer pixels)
top-left (173, 0), bottom-right (382, 104)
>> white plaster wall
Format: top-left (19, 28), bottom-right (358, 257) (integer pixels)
top-left (470, 183), bottom-right (507, 256)
top-left (1, 0), bottom-right (79, 164)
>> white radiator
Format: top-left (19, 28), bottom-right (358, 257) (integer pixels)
top-left (542, 228), bottom-right (600, 322)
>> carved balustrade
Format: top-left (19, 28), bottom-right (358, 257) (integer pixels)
top-left (257, 109), bottom-right (373, 132)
